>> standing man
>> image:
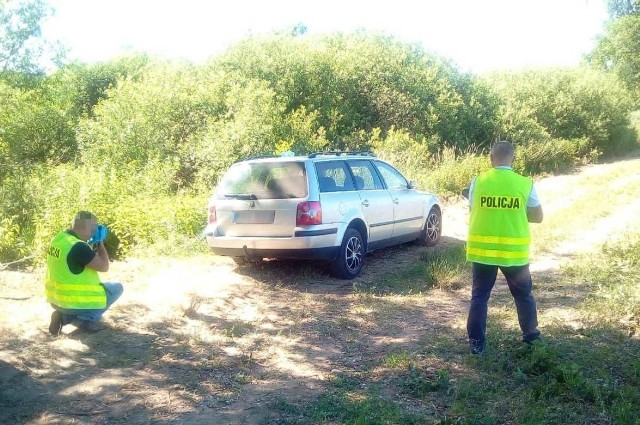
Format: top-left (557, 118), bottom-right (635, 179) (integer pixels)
top-left (45, 211), bottom-right (123, 335)
top-left (466, 141), bottom-right (544, 354)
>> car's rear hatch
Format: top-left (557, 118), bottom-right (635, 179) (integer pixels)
top-left (215, 199), bottom-right (304, 237)
top-left (212, 160), bottom-right (308, 238)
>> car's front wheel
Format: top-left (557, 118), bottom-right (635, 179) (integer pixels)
top-left (331, 228), bottom-right (364, 279)
top-left (418, 206), bottom-right (442, 246)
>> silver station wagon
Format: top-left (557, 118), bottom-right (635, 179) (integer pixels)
top-left (204, 152), bottom-right (442, 279)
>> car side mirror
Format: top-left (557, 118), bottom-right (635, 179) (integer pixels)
top-left (461, 188), bottom-right (470, 199)
top-left (408, 180), bottom-right (418, 189)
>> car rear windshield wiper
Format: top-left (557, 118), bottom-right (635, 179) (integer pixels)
top-left (224, 193), bottom-right (258, 200)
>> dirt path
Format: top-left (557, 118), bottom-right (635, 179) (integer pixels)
top-left (1, 157), bottom-right (640, 424)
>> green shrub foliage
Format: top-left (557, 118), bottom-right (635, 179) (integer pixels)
top-left (215, 33), bottom-right (500, 151)
top-left (589, 13), bottom-right (640, 105)
top-left (484, 68), bottom-right (636, 157)
top-left (0, 32), bottom-right (638, 264)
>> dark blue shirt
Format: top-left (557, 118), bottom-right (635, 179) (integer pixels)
top-left (64, 230), bottom-right (96, 274)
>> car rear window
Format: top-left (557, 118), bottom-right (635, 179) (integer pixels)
top-left (216, 161), bottom-right (308, 200)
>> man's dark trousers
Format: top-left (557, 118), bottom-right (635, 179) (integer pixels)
top-left (467, 262), bottom-right (540, 345)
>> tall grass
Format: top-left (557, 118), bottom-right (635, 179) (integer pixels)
top-left (422, 137), bottom-right (609, 199)
top-left (359, 243), bottom-right (468, 295)
top-left (563, 233), bottom-right (640, 330)
top-left (422, 147), bottom-right (489, 197)
top-left (0, 163), bottom-right (209, 265)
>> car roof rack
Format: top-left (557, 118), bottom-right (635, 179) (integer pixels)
top-left (308, 151), bottom-right (375, 158)
top-left (240, 151), bottom-right (303, 162)
top-left (240, 154), bottom-right (279, 161)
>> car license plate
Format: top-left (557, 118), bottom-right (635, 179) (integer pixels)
top-left (233, 210), bottom-right (275, 224)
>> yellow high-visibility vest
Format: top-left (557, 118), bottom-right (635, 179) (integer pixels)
top-left (45, 231), bottom-right (106, 309)
top-left (467, 168), bottom-right (533, 266)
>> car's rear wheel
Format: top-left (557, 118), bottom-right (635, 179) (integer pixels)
top-left (331, 228), bottom-right (364, 279)
top-left (231, 256), bottom-right (263, 266)
top-left (232, 256), bottom-right (247, 266)
top-left (418, 206), bottom-right (442, 246)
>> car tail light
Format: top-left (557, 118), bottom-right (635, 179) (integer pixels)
top-left (296, 201), bottom-right (322, 225)
top-left (208, 205), bottom-right (217, 224)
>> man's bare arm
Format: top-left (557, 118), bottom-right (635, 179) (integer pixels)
top-left (527, 205), bottom-right (544, 223)
top-left (87, 243), bottom-right (110, 272)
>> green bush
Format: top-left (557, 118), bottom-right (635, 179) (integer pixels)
top-left (514, 138), bottom-right (599, 175)
top-left (26, 163), bottom-right (207, 261)
top-left (485, 68), bottom-right (637, 157)
top-left (370, 127), bottom-right (433, 182)
top-left (104, 194), bottom-right (207, 258)
top-left (423, 147), bottom-right (489, 197)
top-left (0, 79), bottom-right (77, 167)
top-left (0, 165), bottom-right (45, 264)
top-left (0, 216), bottom-right (28, 264)
top-left (217, 32), bottom-right (500, 150)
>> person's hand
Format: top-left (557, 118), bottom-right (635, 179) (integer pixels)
top-left (88, 224), bottom-right (108, 245)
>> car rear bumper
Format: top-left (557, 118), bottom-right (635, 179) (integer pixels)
top-left (205, 226), bottom-right (341, 260)
top-left (210, 246), bottom-right (339, 260)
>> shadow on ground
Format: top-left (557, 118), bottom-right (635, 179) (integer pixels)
top-left (3, 232), bottom-right (635, 424)
top-left (233, 236), bottom-right (466, 294)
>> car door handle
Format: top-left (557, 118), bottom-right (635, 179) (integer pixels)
top-left (393, 198), bottom-right (400, 204)
top-left (361, 200), bottom-right (370, 207)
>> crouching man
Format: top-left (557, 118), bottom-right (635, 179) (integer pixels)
top-left (45, 211), bottom-right (123, 335)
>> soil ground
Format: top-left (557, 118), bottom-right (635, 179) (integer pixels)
top-left (1, 157), bottom-right (640, 424)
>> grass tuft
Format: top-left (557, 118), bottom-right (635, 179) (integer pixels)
top-left (400, 367), bottom-right (450, 399)
top-left (363, 244), bottom-right (469, 295)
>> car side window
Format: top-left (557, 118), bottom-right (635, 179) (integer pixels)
top-left (347, 160), bottom-right (384, 190)
top-left (374, 161), bottom-right (409, 190)
top-left (315, 161), bottom-right (355, 192)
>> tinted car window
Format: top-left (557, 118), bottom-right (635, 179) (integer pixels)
top-left (374, 161), bottom-right (409, 190)
top-left (315, 161), bottom-right (355, 192)
top-left (216, 161), bottom-right (308, 199)
top-left (347, 160), bottom-right (384, 190)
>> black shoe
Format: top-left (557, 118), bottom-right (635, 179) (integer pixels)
top-left (469, 339), bottom-right (485, 355)
top-left (77, 320), bottom-right (105, 334)
top-left (523, 336), bottom-right (545, 346)
top-left (49, 311), bottom-right (63, 336)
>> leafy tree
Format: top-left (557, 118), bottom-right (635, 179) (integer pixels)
top-left (0, 56), bottom-right (149, 176)
top-left (76, 61), bottom-right (287, 190)
top-left (606, 0), bottom-right (640, 19)
top-left (485, 67), bottom-right (636, 157)
top-left (54, 55), bottom-right (150, 116)
top-left (0, 78), bottom-right (75, 169)
top-left (290, 23), bottom-right (307, 36)
top-left (215, 33), bottom-right (499, 151)
top-left (0, 0), bottom-right (61, 74)
top-left (588, 14), bottom-right (640, 104)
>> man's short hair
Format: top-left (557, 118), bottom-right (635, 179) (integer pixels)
top-left (491, 141), bottom-right (515, 161)
top-left (71, 210), bottom-right (97, 228)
